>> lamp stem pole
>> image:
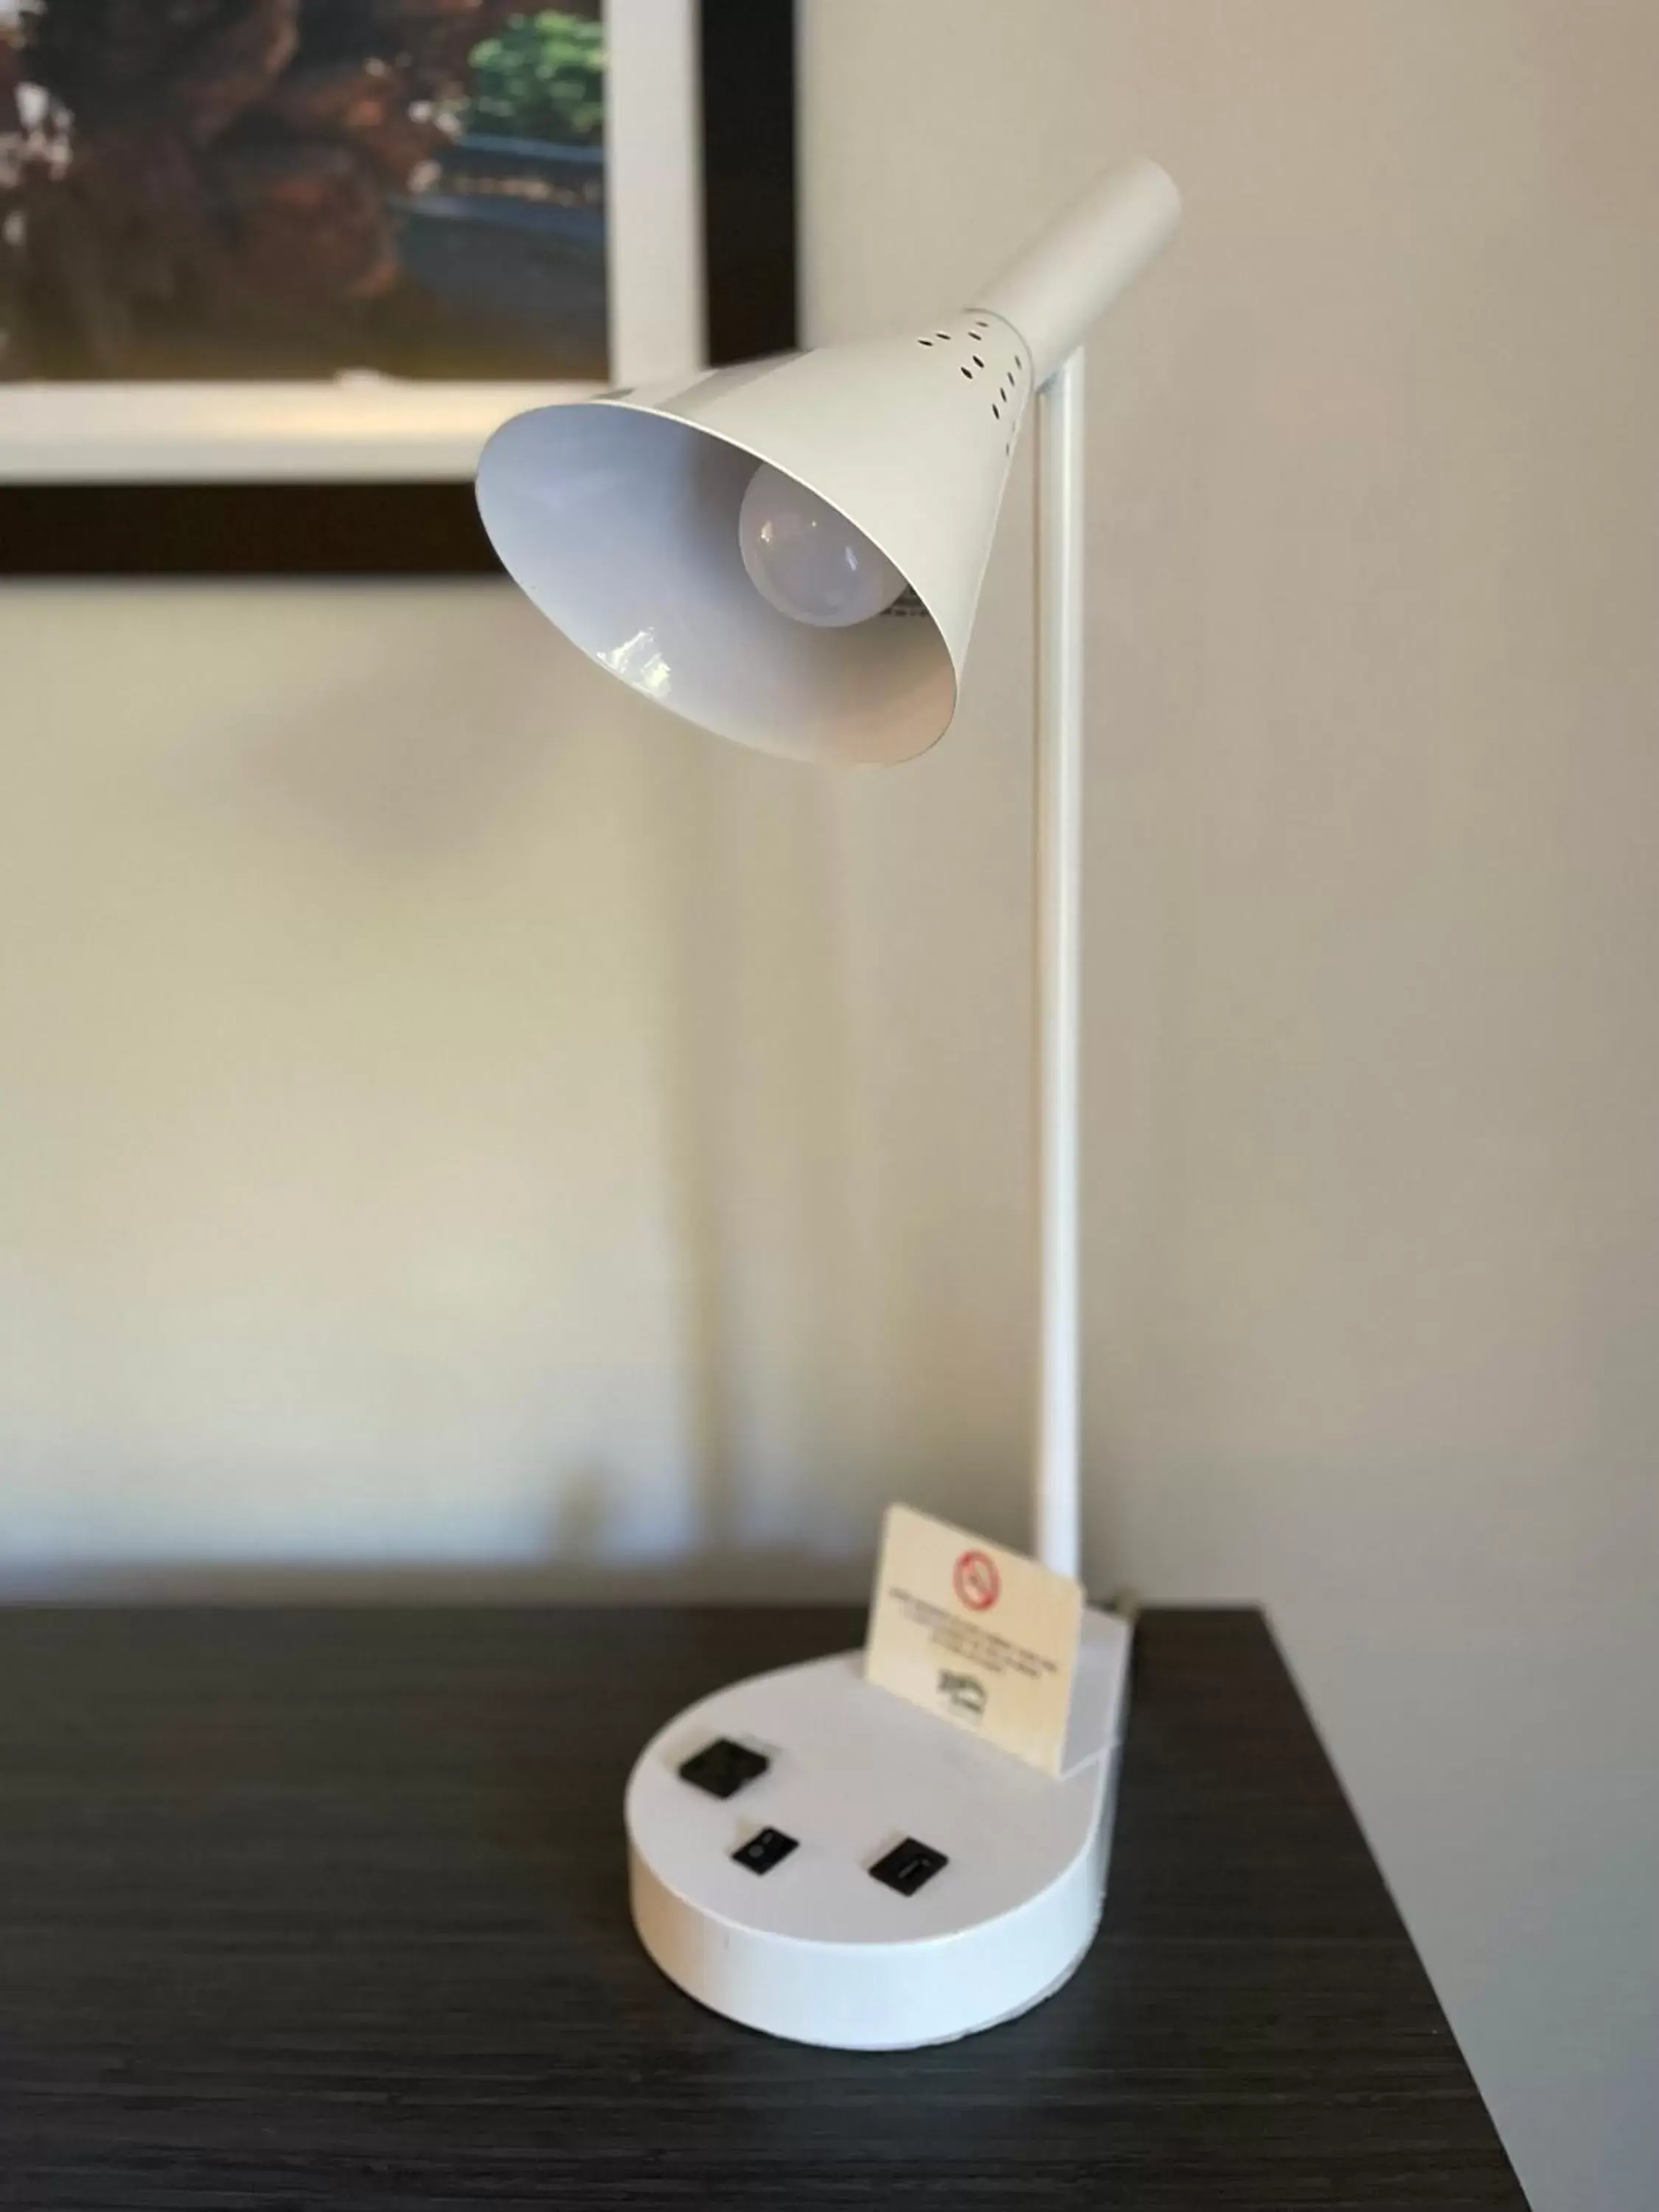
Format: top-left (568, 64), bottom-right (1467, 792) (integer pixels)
top-left (1032, 347), bottom-right (1086, 1582)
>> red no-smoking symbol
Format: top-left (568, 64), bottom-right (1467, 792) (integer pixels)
top-left (953, 1548), bottom-right (1001, 1611)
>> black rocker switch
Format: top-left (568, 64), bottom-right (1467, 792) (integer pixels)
top-left (732, 1826), bottom-right (799, 1875)
top-left (869, 1837), bottom-right (949, 1896)
top-left (678, 1737), bottom-right (770, 1800)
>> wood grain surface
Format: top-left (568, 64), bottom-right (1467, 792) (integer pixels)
top-left (0, 1605), bottom-right (1527, 2208)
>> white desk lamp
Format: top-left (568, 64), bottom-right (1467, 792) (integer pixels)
top-left (476, 161), bottom-right (1180, 2049)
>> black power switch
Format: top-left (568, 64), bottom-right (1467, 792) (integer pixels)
top-left (869, 1837), bottom-right (949, 1896)
top-left (677, 1737), bottom-right (769, 1800)
top-left (732, 1826), bottom-right (799, 1875)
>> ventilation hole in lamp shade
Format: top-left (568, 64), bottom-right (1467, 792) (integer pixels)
top-left (992, 403), bottom-right (1001, 419)
top-left (918, 337), bottom-right (933, 347)
top-left (960, 364), bottom-right (973, 380)
top-left (935, 331), bottom-right (951, 341)
top-left (972, 355), bottom-right (984, 368)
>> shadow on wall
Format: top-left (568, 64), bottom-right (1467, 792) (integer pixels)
top-left (647, 720), bottom-right (872, 1568)
top-left (218, 581), bottom-right (560, 862)
top-left (0, 579), bottom-right (902, 1596)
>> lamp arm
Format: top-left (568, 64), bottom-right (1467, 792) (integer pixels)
top-left (1013, 163), bottom-right (1178, 1583)
top-left (1032, 348), bottom-right (1087, 1580)
top-left (974, 160), bottom-right (1180, 389)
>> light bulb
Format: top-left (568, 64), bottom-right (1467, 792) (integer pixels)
top-left (738, 463), bottom-right (906, 628)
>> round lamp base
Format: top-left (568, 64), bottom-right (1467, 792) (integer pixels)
top-left (624, 1621), bottom-right (1130, 2051)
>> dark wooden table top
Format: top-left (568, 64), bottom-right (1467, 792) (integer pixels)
top-left (0, 1605), bottom-right (1525, 2210)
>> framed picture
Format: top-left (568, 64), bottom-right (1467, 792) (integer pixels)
top-left (0, 0), bottom-right (796, 574)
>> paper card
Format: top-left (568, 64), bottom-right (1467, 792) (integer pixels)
top-left (863, 1504), bottom-right (1084, 1775)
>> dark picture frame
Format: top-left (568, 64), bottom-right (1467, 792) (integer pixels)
top-left (0, 0), bottom-right (796, 578)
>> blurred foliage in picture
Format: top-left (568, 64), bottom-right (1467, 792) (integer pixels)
top-left (0, 0), bottom-right (608, 380)
top-left (467, 13), bottom-right (605, 145)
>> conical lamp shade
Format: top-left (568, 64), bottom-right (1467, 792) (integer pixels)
top-left (476, 308), bottom-right (1032, 766)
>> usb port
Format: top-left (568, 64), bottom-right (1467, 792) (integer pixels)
top-left (869, 1837), bottom-right (948, 1896)
top-left (732, 1826), bottom-right (798, 1875)
top-left (678, 1738), bottom-right (769, 1800)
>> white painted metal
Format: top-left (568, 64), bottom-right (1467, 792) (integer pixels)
top-left (476, 310), bottom-right (1026, 764)
top-left (1033, 351), bottom-right (1087, 1581)
top-left (476, 155), bottom-right (1179, 2048)
top-left (475, 159), bottom-right (1178, 764)
top-left (625, 1610), bottom-right (1133, 2048)
top-left (976, 159), bottom-right (1181, 388)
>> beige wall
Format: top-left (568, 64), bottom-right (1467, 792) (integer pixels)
top-left (3, 4), bottom-right (1657, 2204)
